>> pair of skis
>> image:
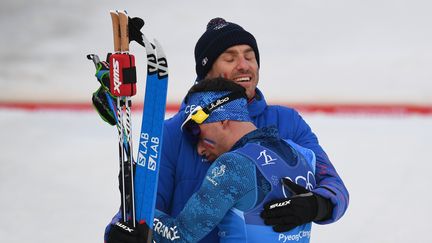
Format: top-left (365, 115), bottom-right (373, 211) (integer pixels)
top-left (88, 10), bottom-right (168, 242)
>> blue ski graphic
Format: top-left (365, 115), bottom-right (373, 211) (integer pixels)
top-left (135, 35), bottom-right (168, 228)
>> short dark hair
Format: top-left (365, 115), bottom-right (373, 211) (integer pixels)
top-left (186, 77), bottom-right (247, 99)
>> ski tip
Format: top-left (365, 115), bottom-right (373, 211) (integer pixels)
top-left (153, 39), bottom-right (166, 57)
top-left (118, 10), bottom-right (128, 16)
top-left (154, 38), bottom-right (168, 78)
top-left (142, 34), bottom-right (155, 55)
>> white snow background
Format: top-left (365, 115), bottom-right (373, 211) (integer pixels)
top-left (1, 0), bottom-right (431, 242)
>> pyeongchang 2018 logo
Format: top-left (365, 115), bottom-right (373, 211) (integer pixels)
top-left (278, 230), bottom-right (311, 242)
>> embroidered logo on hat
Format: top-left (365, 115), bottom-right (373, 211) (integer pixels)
top-left (213, 22), bottom-right (229, 30)
top-left (202, 57), bottom-right (208, 66)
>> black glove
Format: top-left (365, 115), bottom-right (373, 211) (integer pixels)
top-left (128, 17), bottom-right (145, 47)
top-left (107, 221), bottom-right (151, 243)
top-left (260, 178), bottom-right (333, 232)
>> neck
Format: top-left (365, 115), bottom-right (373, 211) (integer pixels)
top-left (228, 121), bottom-right (257, 147)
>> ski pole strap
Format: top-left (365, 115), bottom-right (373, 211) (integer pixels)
top-left (122, 66), bottom-right (137, 84)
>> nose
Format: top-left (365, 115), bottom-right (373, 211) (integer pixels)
top-left (197, 142), bottom-right (206, 157)
top-left (236, 56), bottom-right (249, 71)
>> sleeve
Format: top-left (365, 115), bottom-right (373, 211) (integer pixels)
top-left (156, 116), bottom-right (182, 213)
top-left (288, 109), bottom-right (350, 224)
top-left (151, 153), bottom-right (256, 243)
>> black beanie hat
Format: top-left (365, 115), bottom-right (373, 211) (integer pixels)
top-left (194, 18), bottom-right (260, 81)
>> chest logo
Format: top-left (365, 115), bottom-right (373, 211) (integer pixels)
top-left (257, 149), bottom-right (277, 166)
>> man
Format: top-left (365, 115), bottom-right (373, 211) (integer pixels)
top-left (107, 78), bottom-right (332, 243)
top-left (155, 18), bottom-right (349, 242)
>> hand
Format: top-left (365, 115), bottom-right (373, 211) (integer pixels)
top-left (260, 178), bottom-right (332, 232)
top-left (107, 221), bottom-right (150, 243)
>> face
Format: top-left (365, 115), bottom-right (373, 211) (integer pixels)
top-left (206, 45), bottom-right (259, 99)
top-left (196, 122), bottom-right (232, 162)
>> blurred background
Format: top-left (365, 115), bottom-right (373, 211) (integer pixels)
top-left (1, 0), bottom-right (431, 242)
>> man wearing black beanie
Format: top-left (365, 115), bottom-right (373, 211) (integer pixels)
top-left (105, 17), bottom-right (349, 243)
top-left (194, 18), bottom-right (260, 80)
top-left (194, 18), bottom-right (260, 100)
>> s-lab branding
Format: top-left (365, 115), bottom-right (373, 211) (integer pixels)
top-left (137, 132), bottom-right (159, 171)
top-left (278, 230), bottom-right (311, 242)
top-left (113, 58), bottom-right (121, 94)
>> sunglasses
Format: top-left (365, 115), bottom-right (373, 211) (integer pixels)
top-left (181, 91), bottom-right (246, 138)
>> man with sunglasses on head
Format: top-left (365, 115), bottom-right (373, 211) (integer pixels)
top-left (107, 77), bottom-right (331, 243)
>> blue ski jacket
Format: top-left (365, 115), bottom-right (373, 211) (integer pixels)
top-left (156, 88), bottom-right (349, 243)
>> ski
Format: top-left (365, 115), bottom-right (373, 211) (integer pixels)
top-left (130, 20), bottom-right (169, 237)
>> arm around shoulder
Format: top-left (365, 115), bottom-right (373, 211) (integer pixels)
top-left (278, 107), bottom-right (350, 224)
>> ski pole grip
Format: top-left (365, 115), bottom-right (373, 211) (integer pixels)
top-left (109, 53), bottom-right (137, 97)
top-left (87, 54), bottom-right (101, 69)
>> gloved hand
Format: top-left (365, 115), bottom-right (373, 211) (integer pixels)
top-left (260, 178), bottom-right (333, 232)
top-left (107, 221), bottom-right (151, 243)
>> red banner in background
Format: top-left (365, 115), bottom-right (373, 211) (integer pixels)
top-left (1, 101), bottom-right (432, 116)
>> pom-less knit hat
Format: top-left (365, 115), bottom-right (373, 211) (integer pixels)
top-left (194, 17), bottom-right (260, 81)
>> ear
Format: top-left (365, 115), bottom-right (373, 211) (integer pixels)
top-left (220, 120), bottom-right (230, 129)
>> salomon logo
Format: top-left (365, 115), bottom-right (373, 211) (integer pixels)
top-left (113, 59), bottom-right (121, 93)
top-left (115, 222), bottom-right (134, 233)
